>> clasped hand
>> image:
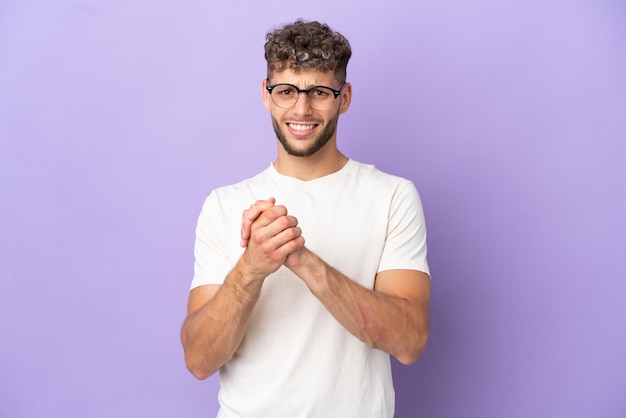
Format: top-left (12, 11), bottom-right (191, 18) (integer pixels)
top-left (239, 198), bottom-right (305, 279)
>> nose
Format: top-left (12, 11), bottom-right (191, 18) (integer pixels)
top-left (292, 91), bottom-right (313, 115)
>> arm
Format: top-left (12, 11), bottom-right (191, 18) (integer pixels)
top-left (239, 194), bottom-right (431, 364)
top-left (285, 248), bottom-right (430, 364)
top-left (181, 202), bottom-right (304, 379)
top-left (181, 274), bottom-right (261, 380)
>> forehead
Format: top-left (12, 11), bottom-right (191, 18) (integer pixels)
top-left (269, 68), bottom-right (339, 88)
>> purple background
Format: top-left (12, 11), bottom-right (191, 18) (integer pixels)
top-left (1, 1), bottom-right (625, 417)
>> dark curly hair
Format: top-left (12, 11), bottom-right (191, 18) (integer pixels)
top-left (264, 20), bottom-right (352, 83)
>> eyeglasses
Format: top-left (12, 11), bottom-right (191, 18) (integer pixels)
top-left (266, 82), bottom-right (346, 110)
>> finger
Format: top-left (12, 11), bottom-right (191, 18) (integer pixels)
top-left (247, 210), bottom-right (294, 249)
top-left (240, 198), bottom-right (278, 247)
top-left (241, 209), bottom-right (253, 247)
top-left (257, 215), bottom-right (299, 248)
top-left (267, 225), bottom-right (303, 257)
top-left (246, 198), bottom-right (276, 220)
top-left (255, 197), bottom-right (276, 208)
top-left (253, 205), bottom-right (289, 229)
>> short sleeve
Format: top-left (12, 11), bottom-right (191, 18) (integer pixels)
top-left (190, 192), bottom-right (235, 290)
top-left (377, 181), bottom-right (430, 277)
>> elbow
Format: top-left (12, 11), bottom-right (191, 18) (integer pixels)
top-left (181, 327), bottom-right (220, 380)
top-left (182, 338), bottom-right (229, 380)
top-left (182, 336), bottom-right (220, 380)
top-left (189, 368), bottom-right (211, 381)
top-left (189, 369), bottom-right (210, 380)
top-left (395, 351), bottom-right (421, 366)
top-left (184, 352), bottom-right (215, 380)
top-left (395, 330), bottom-right (429, 365)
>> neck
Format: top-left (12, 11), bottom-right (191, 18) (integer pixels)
top-left (273, 143), bottom-right (349, 181)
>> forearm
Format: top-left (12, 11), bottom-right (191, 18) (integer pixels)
top-left (183, 200), bottom-right (304, 379)
top-left (289, 249), bottom-right (429, 364)
top-left (181, 264), bottom-right (264, 379)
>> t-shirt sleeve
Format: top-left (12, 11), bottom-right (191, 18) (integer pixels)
top-left (377, 180), bottom-right (430, 277)
top-left (190, 192), bottom-right (235, 290)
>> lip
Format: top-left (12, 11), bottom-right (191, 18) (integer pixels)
top-left (286, 122), bottom-right (319, 137)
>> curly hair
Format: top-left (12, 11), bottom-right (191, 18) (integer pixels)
top-left (264, 20), bottom-right (352, 83)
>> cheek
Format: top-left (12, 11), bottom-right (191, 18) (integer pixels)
top-left (269, 108), bottom-right (287, 124)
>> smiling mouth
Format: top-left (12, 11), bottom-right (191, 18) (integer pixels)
top-left (287, 123), bottom-right (318, 131)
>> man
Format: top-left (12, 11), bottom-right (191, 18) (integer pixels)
top-left (181, 19), bottom-right (431, 417)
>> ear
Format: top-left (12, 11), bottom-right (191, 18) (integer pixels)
top-left (338, 82), bottom-right (352, 115)
top-left (262, 79), bottom-right (271, 110)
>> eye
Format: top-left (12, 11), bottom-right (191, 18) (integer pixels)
top-left (275, 85), bottom-right (296, 96)
top-left (310, 88), bottom-right (330, 98)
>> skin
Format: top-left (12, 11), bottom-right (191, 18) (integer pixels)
top-left (262, 68), bottom-right (351, 180)
top-left (181, 68), bottom-right (431, 380)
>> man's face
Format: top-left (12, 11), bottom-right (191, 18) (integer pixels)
top-left (263, 69), bottom-right (351, 157)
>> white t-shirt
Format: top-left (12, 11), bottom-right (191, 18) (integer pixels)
top-left (192, 159), bottom-right (429, 418)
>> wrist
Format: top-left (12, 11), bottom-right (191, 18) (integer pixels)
top-left (288, 249), bottom-right (328, 291)
top-left (235, 252), bottom-right (268, 286)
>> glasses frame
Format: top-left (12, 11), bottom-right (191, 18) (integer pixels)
top-left (265, 82), bottom-right (347, 110)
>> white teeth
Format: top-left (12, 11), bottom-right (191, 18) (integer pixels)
top-left (289, 123), bottom-right (315, 131)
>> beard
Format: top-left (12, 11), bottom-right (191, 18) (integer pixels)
top-left (272, 111), bottom-right (339, 157)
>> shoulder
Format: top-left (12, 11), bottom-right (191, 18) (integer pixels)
top-left (348, 160), bottom-right (416, 192)
top-left (204, 166), bottom-right (273, 205)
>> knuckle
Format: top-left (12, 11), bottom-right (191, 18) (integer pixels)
top-left (262, 209), bottom-right (277, 222)
top-left (286, 227), bottom-right (300, 240)
top-left (269, 252), bottom-right (283, 264)
top-left (250, 231), bottom-right (263, 245)
top-left (286, 238), bottom-right (301, 252)
top-left (275, 205), bottom-right (288, 216)
top-left (277, 216), bottom-right (290, 229)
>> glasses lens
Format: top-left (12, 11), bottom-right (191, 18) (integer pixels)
top-left (270, 85), bottom-right (298, 108)
top-left (306, 87), bottom-right (335, 110)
